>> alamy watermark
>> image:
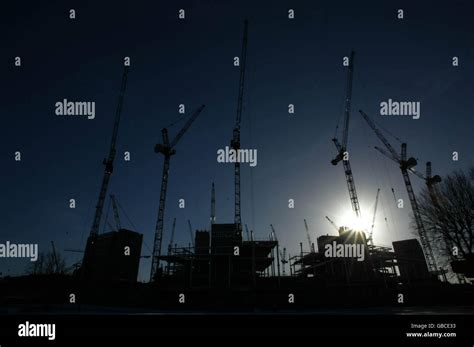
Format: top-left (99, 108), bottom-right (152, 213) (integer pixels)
top-left (380, 99), bottom-right (420, 119)
top-left (18, 321), bottom-right (55, 341)
top-left (324, 241), bottom-right (365, 261)
top-left (217, 146), bottom-right (257, 167)
top-left (55, 99), bottom-right (95, 119)
top-left (0, 241), bottom-right (38, 261)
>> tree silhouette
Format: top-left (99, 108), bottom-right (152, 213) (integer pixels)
top-left (26, 250), bottom-right (67, 275)
top-left (417, 167), bottom-right (474, 281)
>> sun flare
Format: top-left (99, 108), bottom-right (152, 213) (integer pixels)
top-left (338, 210), bottom-right (371, 232)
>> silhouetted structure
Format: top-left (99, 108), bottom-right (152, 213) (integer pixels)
top-left (293, 228), bottom-right (376, 284)
top-left (156, 223), bottom-right (277, 288)
top-left (393, 239), bottom-right (431, 282)
top-left (81, 229), bottom-right (143, 282)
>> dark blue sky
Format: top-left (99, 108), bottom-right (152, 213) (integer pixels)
top-left (2, 0), bottom-right (473, 281)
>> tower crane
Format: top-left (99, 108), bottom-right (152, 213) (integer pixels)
top-left (368, 188), bottom-right (380, 245)
top-left (411, 162), bottom-right (451, 282)
top-left (89, 66), bottom-right (129, 238)
top-left (231, 20), bottom-right (248, 237)
top-left (210, 182), bottom-right (216, 225)
top-left (167, 218), bottom-right (177, 255)
top-left (304, 219), bottom-right (314, 252)
top-left (150, 104), bottom-right (206, 281)
top-left (331, 51), bottom-right (361, 218)
top-left (82, 67), bottom-right (129, 276)
top-left (188, 220), bottom-right (195, 248)
top-left (359, 110), bottom-right (438, 275)
top-left (110, 194), bottom-right (122, 231)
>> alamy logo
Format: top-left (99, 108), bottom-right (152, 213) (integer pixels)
top-left (380, 99), bottom-right (420, 119)
top-left (55, 99), bottom-right (95, 119)
top-left (18, 321), bottom-right (56, 340)
top-left (217, 146), bottom-right (257, 167)
top-left (324, 241), bottom-right (365, 262)
top-left (0, 241), bottom-right (38, 261)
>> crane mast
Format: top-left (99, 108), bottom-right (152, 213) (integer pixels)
top-left (400, 148), bottom-right (437, 273)
top-left (210, 182), bottom-right (216, 224)
top-left (110, 194), bottom-right (122, 231)
top-left (369, 188), bottom-right (380, 245)
top-left (167, 217), bottom-right (177, 254)
top-left (331, 51), bottom-right (361, 218)
top-left (150, 128), bottom-right (172, 281)
top-left (89, 66), bottom-right (129, 238)
top-left (304, 219), bottom-right (314, 252)
top-left (341, 52), bottom-right (355, 153)
top-left (231, 20), bottom-right (248, 236)
top-left (188, 220), bottom-right (195, 247)
top-left (150, 105), bottom-right (205, 281)
top-left (424, 162), bottom-right (457, 282)
top-left (359, 110), bottom-right (438, 274)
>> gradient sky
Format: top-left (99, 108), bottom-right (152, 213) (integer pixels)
top-left (2, 0), bottom-right (474, 281)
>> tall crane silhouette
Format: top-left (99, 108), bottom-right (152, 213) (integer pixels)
top-left (89, 66), bottom-right (129, 238)
top-left (82, 67), bottom-right (129, 276)
top-left (368, 188), bottom-right (380, 245)
top-left (411, 162), bottom-right (450, 281)
top-left (331, 51), bottom-right (361, 218)
top-left (167, 217), bottom-right (177, 255)
top-left (188, 220), bottom-right (195, 248)
top-left (359, 110), bottom-right (438, 274)
top-left (231, 20), bottom-right (248, 237)
top-left (210, 182), bottom-right (216, 225)
top-left (304, 219), bottom-right (314, 252)
top-left (110, 194), bottom-right (122, 231)
top-left (150, 105), bottom-right (206, 281)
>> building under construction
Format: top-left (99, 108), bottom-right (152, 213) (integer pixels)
top-left (155, 223), bottom-right (278, 288)
top-left (147, 222), bottom-right (437, 292)
top-left (291, 227), bottom-right (433, 288)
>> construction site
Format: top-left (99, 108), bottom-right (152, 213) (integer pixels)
top-left (1, 20), bottom-right (474, 313)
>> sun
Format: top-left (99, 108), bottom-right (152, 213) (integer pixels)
top-left (338, 210), bottom-right (371, 232)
